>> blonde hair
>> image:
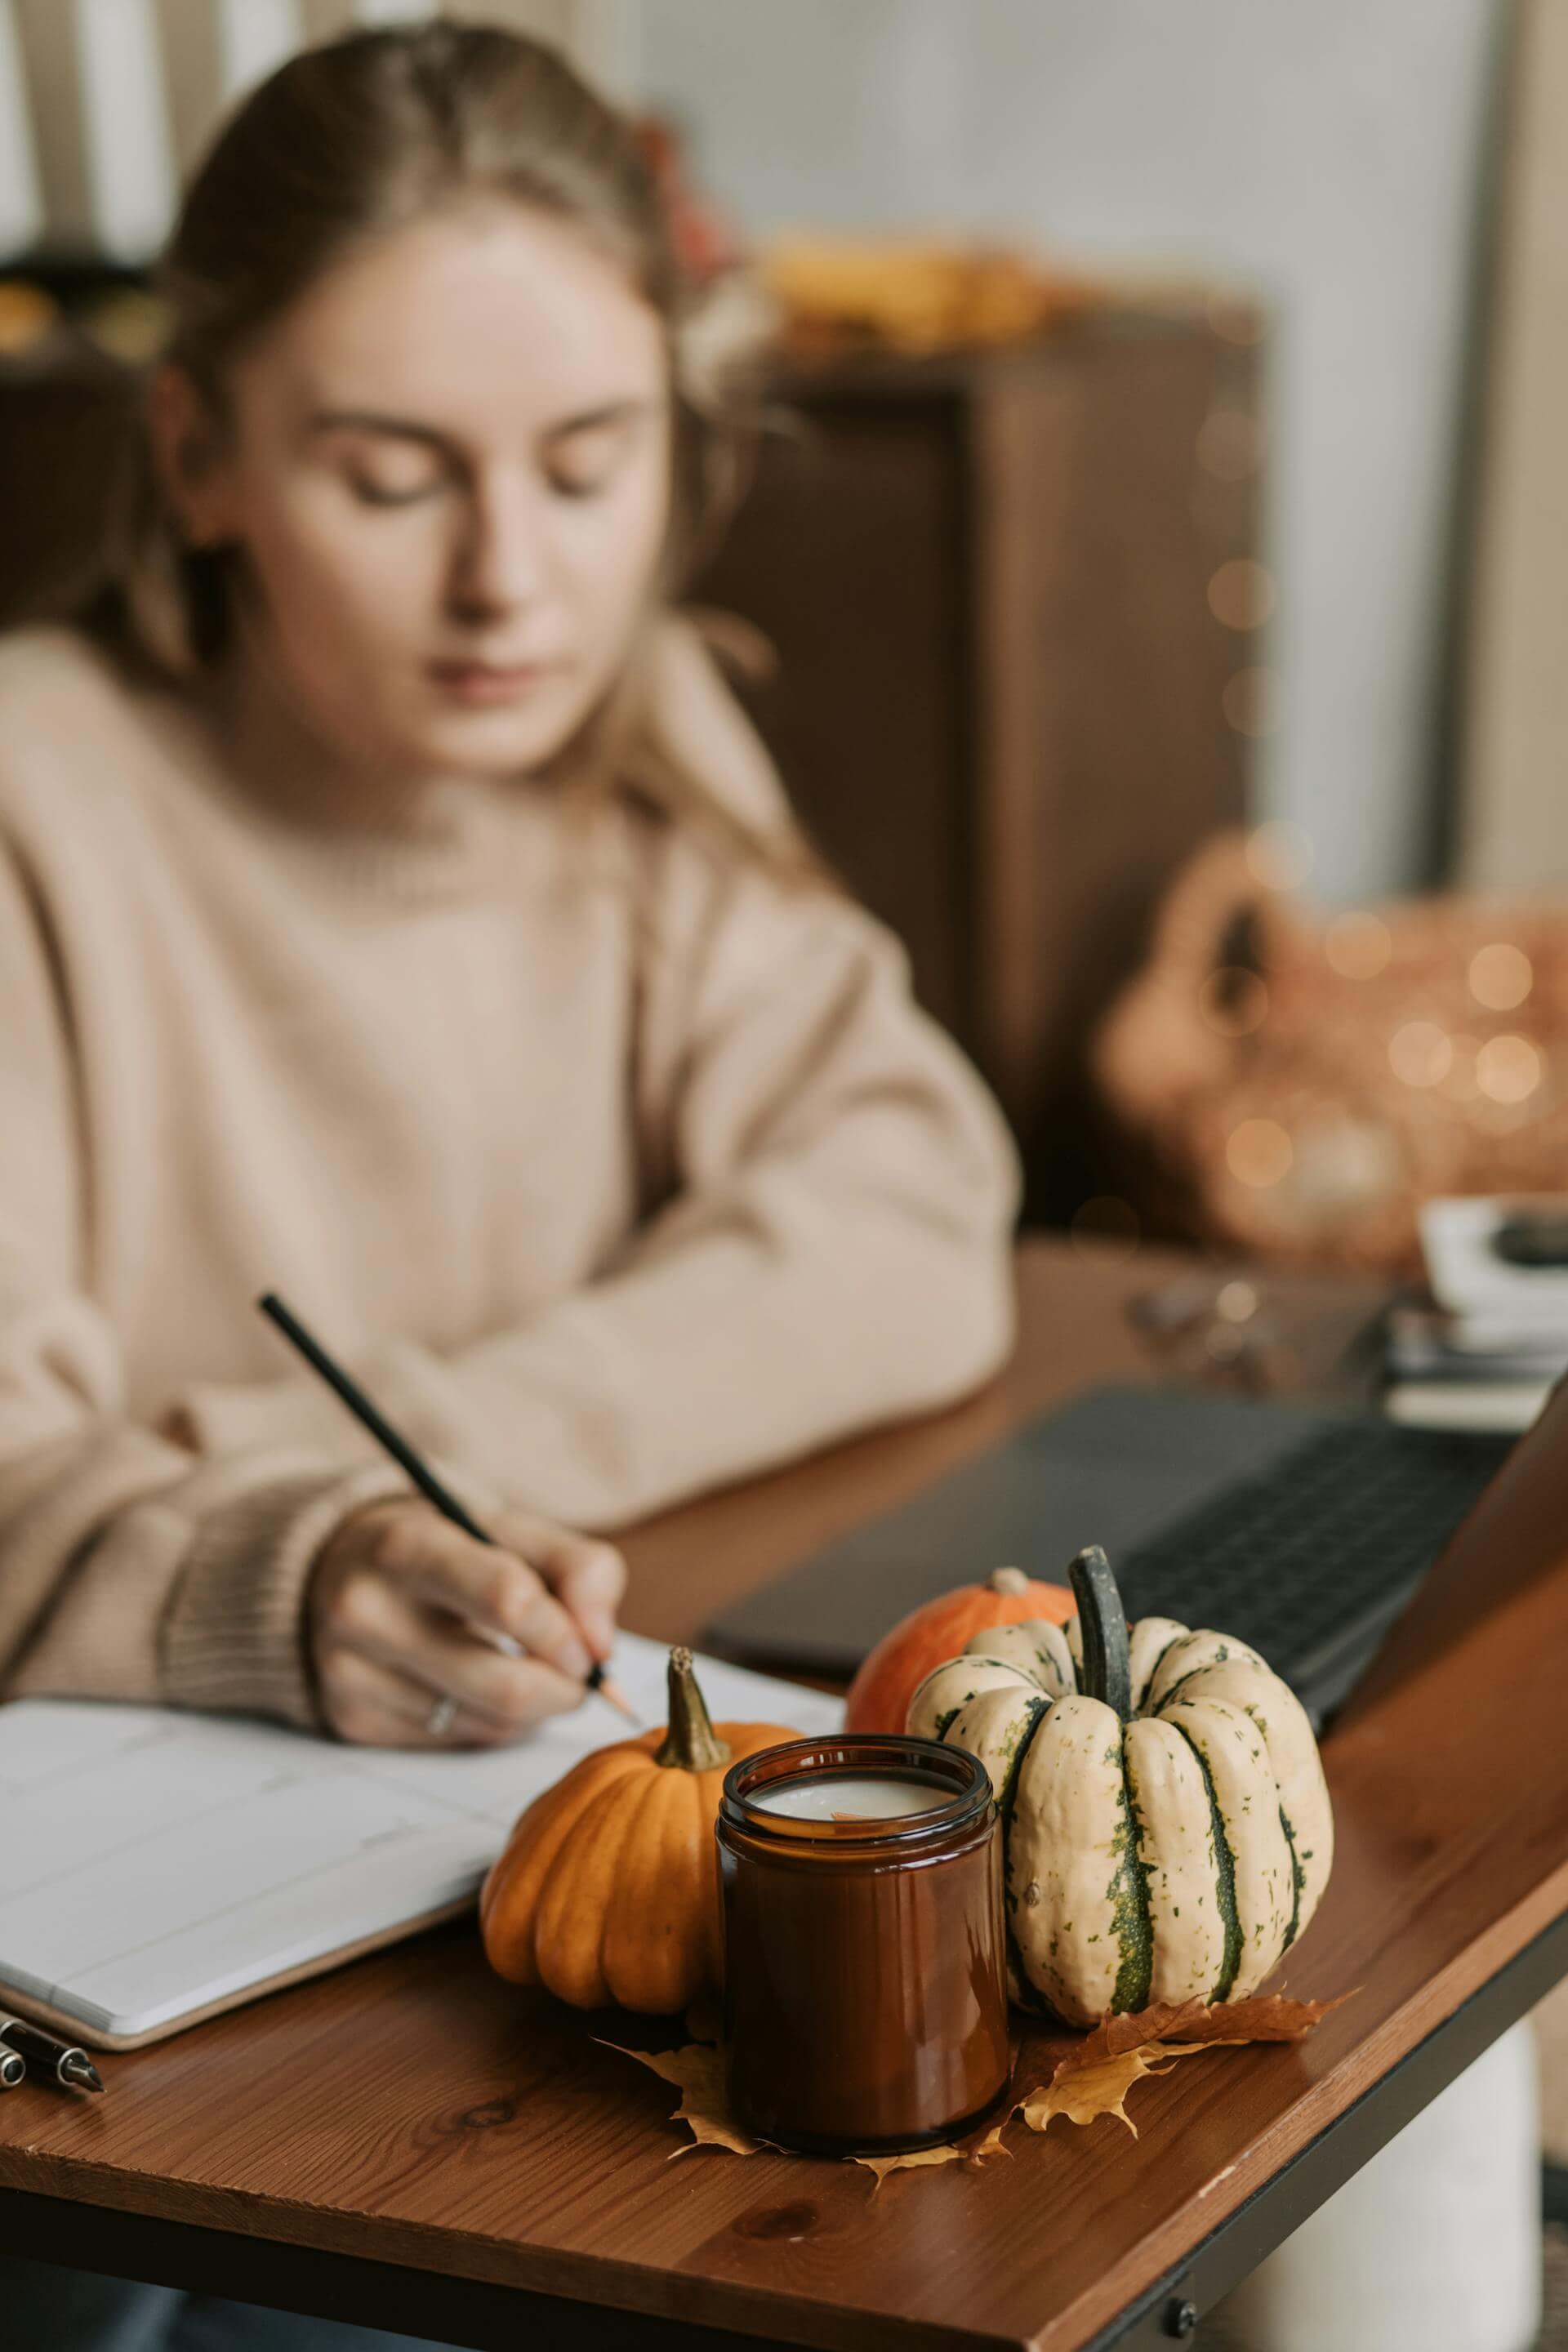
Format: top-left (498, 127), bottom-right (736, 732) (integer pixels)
top-left (77, 19), bottom-right (822, 882)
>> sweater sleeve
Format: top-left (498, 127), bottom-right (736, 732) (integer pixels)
top-left (182, 839), bottom-right (1022, 1531)
top-left (0, 844), bottom-right (405, 1723)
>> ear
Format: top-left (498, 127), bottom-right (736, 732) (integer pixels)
top-left (146, 362), bottom-right (239, 549)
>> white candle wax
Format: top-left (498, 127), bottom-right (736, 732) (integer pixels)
top-left (751, 1772), bottom-right (949, 1822)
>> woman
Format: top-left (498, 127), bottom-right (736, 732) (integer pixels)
top-left (0, 22), bottom-right (1016, 2347)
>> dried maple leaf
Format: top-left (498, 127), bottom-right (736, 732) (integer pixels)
top-left (1068, 1988), bottom-right (1356, 2068)
top-left (602, 1992), bottom-right (1359, 2167)
top-left (853, 2105), bottom-right (1016, 2188)
top-left (1013, 1986), bottom-right (1357, 2138)
top-left (1020, 2042), bottom-right (1208, 2137)
top-left (854, 2143), bottom-right (973, 2187)
top-left (969, 2118), bottom-right (1013, 2163)
top-left (597, 2041), bottom-right (763, 2158)
top-left (599, 2038), bottom-right (1017, 2176)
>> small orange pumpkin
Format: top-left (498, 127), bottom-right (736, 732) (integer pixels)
top-left (479, 1647), bottom-right (797, 2015)
top-left (844, 1566), bottom-right (1075, 1733)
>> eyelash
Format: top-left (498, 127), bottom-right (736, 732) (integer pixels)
top-left (346, 447), bottom-right (626, 509)
top-left (350, 479), bottom-right (444, 509)
top-left (547, 469), bottom-right (613, 502)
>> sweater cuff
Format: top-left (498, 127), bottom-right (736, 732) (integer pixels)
top-left (158, 1463), bottom-right (408, 1729)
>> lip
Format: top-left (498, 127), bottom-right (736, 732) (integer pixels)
top-left (426, 657), bottom-right (562, 706)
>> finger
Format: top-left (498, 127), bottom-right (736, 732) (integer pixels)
top-left (359, 1507), bottom-right (593, 1680)
top-left (495, 1515), bottom-right (627, 1660)
top-left (319, 1644), bottom-right (581, 1749)
top-left (318, 1646), bottom-right (477, 1748)
top-left (322, 1581), bottom-right (587, 1731)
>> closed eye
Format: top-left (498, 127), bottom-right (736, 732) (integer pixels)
top-left (310, 418), bottom-right (454, 508)
top-left (545, 414), bottom-right (640, 501)
top-left (350, 471), bottom-right (448, 508)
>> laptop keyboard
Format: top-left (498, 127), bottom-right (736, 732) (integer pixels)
top-left (1115, 1419), bottom-right (1512, 1722)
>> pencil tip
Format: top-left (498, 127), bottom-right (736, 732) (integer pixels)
top-left (599, 1676), bottom-right (642, 1727)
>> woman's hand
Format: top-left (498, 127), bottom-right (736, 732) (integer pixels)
top-left (307, 1498), bottom-right (627, 1747)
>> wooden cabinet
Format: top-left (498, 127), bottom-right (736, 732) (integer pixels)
top-left (690, 313), bottom-right (1261, 1214)
top-left (0, 347), bottom-right (133, 630)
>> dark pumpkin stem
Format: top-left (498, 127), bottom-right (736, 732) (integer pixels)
top-left (655, 1646), bottom-right (733, 1772)
top-left (1069, 1545), bottom-right (1132, 1721)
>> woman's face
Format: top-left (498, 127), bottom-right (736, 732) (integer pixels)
top-left (166, 202), bottom-right (672, 786)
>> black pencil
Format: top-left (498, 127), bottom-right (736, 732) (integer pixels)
top-left (256, 1292), bottom-right (639, 1726)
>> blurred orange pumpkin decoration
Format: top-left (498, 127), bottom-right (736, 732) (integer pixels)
top-left (843, 1567), bottom-right (1075, 1734)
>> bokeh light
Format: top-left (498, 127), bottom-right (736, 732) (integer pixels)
top-left (1070, 1195), bottom-right (1140, 1263)
top-left (1207, 559), bottom-right (1276, 631)
top-left (1476, 1034), bottom-right (1542, 1105)
top-left (0, 282), bottom-right (57, 356)
top-left (1227, 1119), bottom-right (1293, 1187)
top-left (78, 288), bottom-right (167, 363)
top-left (1223, 667), bottom-right (1278, 739)
top-left (1324, 911), bottom-right (1392, 979)
top-left (1245, 820), bottom-right (1314, 891)
top-left (1290, 1111), bottom-right (1402, 1213)
top-left (1468, 942), bottom-right (1533, 1013)
top-left (1198, 967), bottom-right (1269, 1037)
top-left (1388, 1021), bottom-right (1452, 1089)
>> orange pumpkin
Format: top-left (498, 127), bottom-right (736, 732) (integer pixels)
top-left (479, 1647), bottom-right (796, 2014)
top-left (844, 1566), bottom-right (1075, 1733)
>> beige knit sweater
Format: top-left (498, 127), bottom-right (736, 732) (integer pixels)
top-left (0, 618), bottom-right (1018, 1730)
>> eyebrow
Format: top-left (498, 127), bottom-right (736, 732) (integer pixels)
top-left (305, 399), bottom-right (654, 448)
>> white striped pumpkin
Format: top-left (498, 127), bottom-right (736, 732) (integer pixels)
top-left (905, 1546), bottom-right (1334, 2026)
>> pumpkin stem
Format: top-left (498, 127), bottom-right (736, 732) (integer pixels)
top-left (1068, 1545), bottom-right (1132, 1721)
top-left (655, 1647), bottom-right (733, 1773)
top-left (990, 1567), bottom-right (1031, 1597)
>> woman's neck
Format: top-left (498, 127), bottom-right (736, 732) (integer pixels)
top-left (198, 626), bottom-right (457, 839)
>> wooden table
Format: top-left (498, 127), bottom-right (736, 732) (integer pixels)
top-left (2, 1236), bottom-right (1565, 2352)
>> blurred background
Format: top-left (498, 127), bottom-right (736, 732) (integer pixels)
top-left (2, 0), bottom-right (1564, 1276)
top-left (10, 2), bottom-right (1568, 2305)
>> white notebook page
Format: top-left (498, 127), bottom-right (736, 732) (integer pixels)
top-left (0, 1635), bottom-right (842, 2039)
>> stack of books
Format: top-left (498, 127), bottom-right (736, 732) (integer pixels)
top-left (1383, 1198), bottom-right (1568, 1432)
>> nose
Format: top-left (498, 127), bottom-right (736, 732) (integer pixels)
top-left (447, 473), bottom-right (550, 623)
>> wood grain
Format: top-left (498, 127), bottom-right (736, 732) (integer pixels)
top-left (6, 1238), bottom-right (1562, 2352)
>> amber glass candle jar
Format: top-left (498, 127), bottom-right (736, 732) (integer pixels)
top-left (715, 1734), bottom-right (1009, 2155)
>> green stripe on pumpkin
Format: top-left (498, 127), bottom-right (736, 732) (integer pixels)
top-left (1278, 1806), bottom-right (1303, 1951)
top-left (1138, 1631), bottom-right (1188, 1713)
top-left (1170, 1720), bottom-right (1243, 2002)
top-left (1111, 1740), bottom-right (1154, 2011)
top-left (995, 1698), bottom-right (1063, 2020)
top-left (996, 1696), bottom-right (1051, 1821)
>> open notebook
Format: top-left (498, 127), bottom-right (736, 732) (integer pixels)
top-left (0, 1634), bottom-right (842, 2051)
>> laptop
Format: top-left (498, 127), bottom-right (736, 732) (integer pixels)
top-left (704, 1384), bottom-right (1527, 1732)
